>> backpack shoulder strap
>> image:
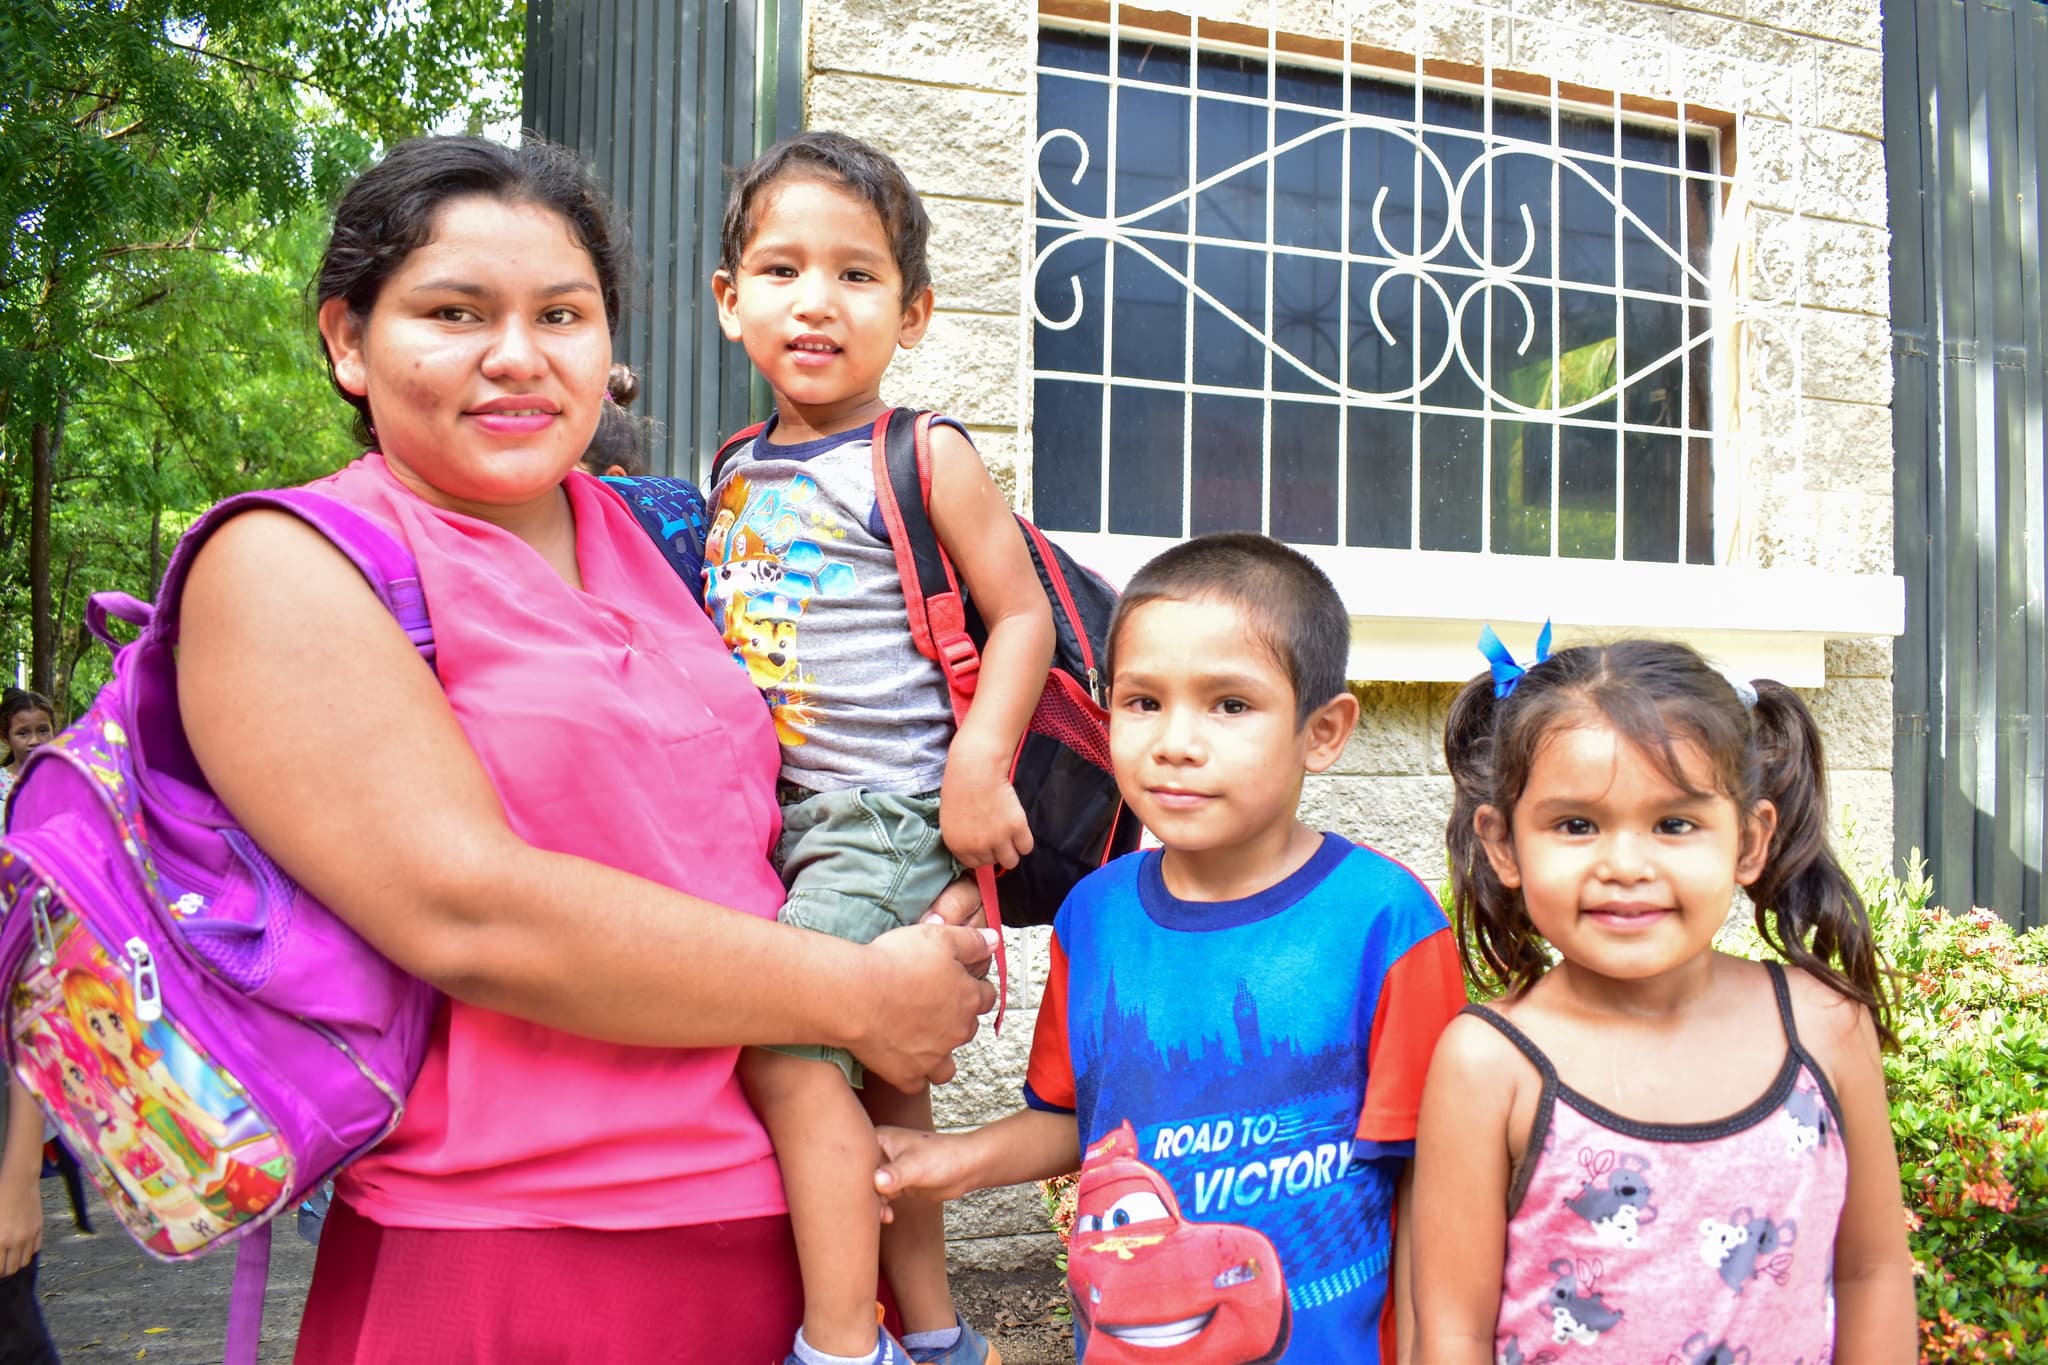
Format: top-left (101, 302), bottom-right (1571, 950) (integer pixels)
top-left (870, 407), bottom-right (978, 710)
top-left (596, 474), bottom-right (710, 603)
top-left (869, 409), bottom-right (1011, 1027)
top-left (710, 421), bottom-right (770, 490)
top-left (134, 488), bottom-right (436, 671)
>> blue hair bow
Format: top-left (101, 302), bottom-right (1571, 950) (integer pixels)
top-left (1478, 620), bottom-right (1553, 698)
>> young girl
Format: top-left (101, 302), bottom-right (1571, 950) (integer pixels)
top-left (0, 689), bottom-right (56, 798)
top-left (1413, 638), bottom-right (1915, 1364)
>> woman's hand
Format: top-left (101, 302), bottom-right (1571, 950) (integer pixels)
top-left (921, 876), bottom-right (988, 931)
top-left (849, 924), bottom-right (998, 1090)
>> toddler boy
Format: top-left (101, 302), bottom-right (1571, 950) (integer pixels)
top-left (705, 131), bottom-right (1055, 1365)
top-left (875, 533), bottom-right (1467, 1363)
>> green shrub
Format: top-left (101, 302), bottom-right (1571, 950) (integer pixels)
top-left (1723, 857), bottom-right (2048, 1361)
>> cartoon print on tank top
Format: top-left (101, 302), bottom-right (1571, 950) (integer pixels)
top-left (1696, 1208), bottom-right (1797, 1295)
top-left (1543, 1256), bottom-right (1623, 1346)
top-left (1665, 1332), bottom-right (1752, 1365)
top-left (1496, 1335), bottom-right (1559, 1365)
top-left (702, 472), bottom-right (858, 746)
top-left (1562, 1148), bottom-right (1659, 1248)
top-left (1783, 1079), bottom-right (1833, 1157)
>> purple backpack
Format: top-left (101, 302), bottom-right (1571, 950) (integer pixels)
top-left (0, 489), bottom-right (438, 1363)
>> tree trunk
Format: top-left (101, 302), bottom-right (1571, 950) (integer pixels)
top-left (29, 416), bottom-right (54, 696)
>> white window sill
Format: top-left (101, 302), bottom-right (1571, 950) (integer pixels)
top-left (1043, 534), bottom-right (1904, 686)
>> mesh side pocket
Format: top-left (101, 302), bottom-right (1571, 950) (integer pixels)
top-left (1028, 672), bottom-right (1111, 770)
top-left (181, 832), bottom-right (295, 990)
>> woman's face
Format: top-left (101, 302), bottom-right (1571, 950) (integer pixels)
top-left (317, 195), bottom-right (613, 520)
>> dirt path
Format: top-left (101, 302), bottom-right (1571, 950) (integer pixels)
top-left (28, 1183), bottom-right (1072, 1363)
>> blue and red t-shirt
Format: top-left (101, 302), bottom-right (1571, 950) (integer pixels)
top-left (1025, 833), bottom-right (1465, 1364)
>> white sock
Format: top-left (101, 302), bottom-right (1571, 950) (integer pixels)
top-left (902, 1325), bottom-right (963, 1353)
top-left (791, 1328), bottom-right (884, 1365)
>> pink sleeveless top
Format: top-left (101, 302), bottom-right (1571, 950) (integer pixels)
top-left (316, 455), bottom-right (791, 1230)
top-left (1476, 964), bottom-right (1846, 1365)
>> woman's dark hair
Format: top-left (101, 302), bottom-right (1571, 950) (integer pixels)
top-left (2, 688), bottom-right (56, 763)
top-left (580, 363), bottom-right (649, 477)
top-left (1442, 638), bottom-right (1894, 1047)
top-left (315, 135), bottom-right (634, 444)
top-left (718, 130), bottom-right (931, 306)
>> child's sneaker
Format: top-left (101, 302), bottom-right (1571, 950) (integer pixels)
top-left (783, 1330), bottom-right (918, 1365)
top-left (905, 1316), bottom-right (1000, 1365)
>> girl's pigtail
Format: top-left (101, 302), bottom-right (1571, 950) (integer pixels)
top-left (1744, 680), bottom-right (1896, 1048)
top-left (1443, 676), bottom-right (1548, 997)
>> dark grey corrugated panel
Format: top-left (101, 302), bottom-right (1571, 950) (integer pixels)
top-left (1887, 0), bottom-right (2048, 928)
top-left (522, 0), bottom-right (804, 479)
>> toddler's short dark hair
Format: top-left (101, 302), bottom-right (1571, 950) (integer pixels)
top-left (1106, 533), bottom-right (1351, 727)
top-left (718, 130), bottom-right (932, 307)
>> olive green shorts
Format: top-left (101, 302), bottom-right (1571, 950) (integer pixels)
top-left (765, 784), bottom-right (961, 1087)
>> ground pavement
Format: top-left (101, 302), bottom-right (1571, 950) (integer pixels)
top-left (24, 1182), bottom-right (1074, 1364)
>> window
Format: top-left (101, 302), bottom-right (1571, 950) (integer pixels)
top-left (1030, 27), bottom-right (1720, 564)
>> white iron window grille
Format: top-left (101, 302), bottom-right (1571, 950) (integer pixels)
top-left (1029, 18), bottom-right (1725, 563)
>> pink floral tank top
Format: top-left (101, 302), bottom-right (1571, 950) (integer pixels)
top-left (1476, 964), bottom-right (1846, 1365)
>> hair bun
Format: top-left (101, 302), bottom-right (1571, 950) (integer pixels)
top-left (606, 363), bottom-right (641, 406)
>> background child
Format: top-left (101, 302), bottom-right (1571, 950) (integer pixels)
top-left (1413, 637), bottom-right (1916, 1362)
top-left (706, 130), bottom-right (1054, 1365)
top-left (580, 361), bottom-right (650, 478)
top-left (0, 689), bottom-right (56, 799)
top-left (874, 533), bottom-right (1469, 1364)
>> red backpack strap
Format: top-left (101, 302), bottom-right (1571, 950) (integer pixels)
top-left (870, 408), bottom-right (980, 714)
top-left (867, 407), bottom-right (1009, 1027)
top-left (710, 420), bottom-right (770, 489)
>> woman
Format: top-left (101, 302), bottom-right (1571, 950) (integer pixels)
top-left (173, 136), bottom-right (995, 1362)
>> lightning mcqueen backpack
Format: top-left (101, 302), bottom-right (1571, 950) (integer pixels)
top-left (712, 407), bottom-right (1140, 946)
top-left (0, 489), bottom-right (439, 1365)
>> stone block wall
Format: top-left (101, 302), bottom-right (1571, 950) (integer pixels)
top-left (803, 0), bottom-right (1894, 1267)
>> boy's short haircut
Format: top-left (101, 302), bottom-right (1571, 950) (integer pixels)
top-left (718, 130), bottom-right (932, 306)
top-left (1107, 532), bottom-right (1350, 727)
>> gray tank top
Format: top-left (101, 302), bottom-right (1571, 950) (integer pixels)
top-left (703, 422), bottom-right (956, 793)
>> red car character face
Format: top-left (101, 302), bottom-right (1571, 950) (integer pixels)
top-left (1067, 1121), bottom-right (1290, 1364)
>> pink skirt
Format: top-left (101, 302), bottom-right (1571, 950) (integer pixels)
top-left (293, 1200), bottom-right (812, 1364)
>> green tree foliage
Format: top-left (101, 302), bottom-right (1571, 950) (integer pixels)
top-left (0, 0), bottom-right (522, 712)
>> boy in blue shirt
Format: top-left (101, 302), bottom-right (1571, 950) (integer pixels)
top-left (876, 533), bottom-right (1467, 1363)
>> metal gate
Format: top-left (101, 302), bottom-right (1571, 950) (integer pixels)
top-left (522, 0), bottom-right (804, 479)
top-left (1888, 0), bottom-right (2048, 928)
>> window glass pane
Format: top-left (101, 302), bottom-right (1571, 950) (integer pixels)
top-left (1034, 379), bottom-right (1103, 531)
top-left (1273, 109), bottom-right (1343, 253)
top-left (1193, 244), bottom-right (1267, 390)
top-left (1270, 401), bottom-right (1340, 544)
top-left (1117, 87), bottom-right (1188, 233)
top-left (1035, 229), bottom-right (1104, 377)
top-left (1622, 431), bottom-right (1681, 562)
top-left (1190, 394), bottom-right (1263, 534)
top-left (1621, 168), bottom-right (1683, 295)
top-left (1196, 93), bottom-right (1266, 239)
top-left (1621, 298), bottom-right (1684, 428)
top-left (1419, 413), bottom-right (1483, 552)
top-left (1490, 420), bottom-right (1552, 556)
top-left (1040, 30), bottom-right (1108, 75)
top-left (1685, 435), bottom-right (1714, 565)
top-left (1195, 49), bottom-right (1264, 98)
top-left (1118, 40), bottom-right (1188, 87)
top-left (1346, 406), bottom-right (1413, 548)
top-left (1109, 385), bottom-right (1185, 536)
top-left (1557, 425), bottom-right (1618, 559)
top-left (1110, 242), bottom-right (1189, 385)
top-left (1272, 252), bottom-right (1342, 395)
top-left (1037, 76), bottom-right (1107, 219)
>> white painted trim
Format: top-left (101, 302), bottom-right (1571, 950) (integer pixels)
top-left (1045, 532), bottom-right (1903, 686)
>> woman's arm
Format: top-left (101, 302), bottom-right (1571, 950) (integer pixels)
top-left (1410, 1015), bottom-right (1516, 1365)
top-left (175, 510), bottom-right (995, 1088)
top-left (1793, 977), bottom-right (1916, 1362)
top-left (924, 423), bottom-right (1056, 871)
